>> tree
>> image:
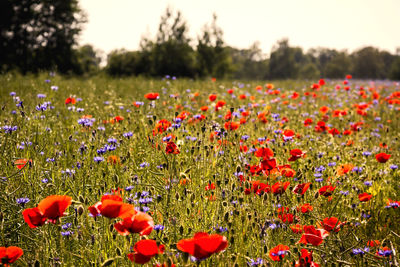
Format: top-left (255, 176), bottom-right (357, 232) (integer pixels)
top-left (268, 39), bottom-right (304, 79)
top-left (352, 47), bottom-right (385, 79)
top-left (325, 51), bottom-right (352, 78)
top-left (196, 14), bottom-right (232, 78)
top-left (0, 0), bottom-right (86, 73)
top-left (74, 45), bottom-right (101, 75)
top-left (151, 7), bottom-right (195, 77)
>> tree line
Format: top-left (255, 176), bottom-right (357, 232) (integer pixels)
top-left (1, 2), bottom-right (400, 80)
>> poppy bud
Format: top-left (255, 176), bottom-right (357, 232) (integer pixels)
top-left (115, 248), bottom-right (122, 256)
top-left (77, 205), bottom-right (84, 216)
top-left (78, 195), bottom-right (85, 204)
top-left (101, 258), bottom-right (115, 267)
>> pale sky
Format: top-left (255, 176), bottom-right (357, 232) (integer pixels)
top-left (79, 0), bottom-right (400, 58)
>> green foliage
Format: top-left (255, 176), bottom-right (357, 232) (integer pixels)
top-left (0, 0), bottom-right (86, 74)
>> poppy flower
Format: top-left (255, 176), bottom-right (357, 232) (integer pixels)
top-left (215, 100), bottom-right (226, 111)
top-left (319, 106), bottom-right (329, 114)
top-left (127, 239), bottom-right (165, 264)
top-left (260, 158), bottom-right (277, 172)
top-left (111, 116), bottom-right (124, 123)
top-left (208, 94), bottom-right (217, 102)
top-left (375, 153), bottom-right (391, 163)
top-left (37, 195), bottom-right (72, 223)
top-left (254, 147), bottom-right (274, 159)
top-left (114, 211), bottom-right (154, 236)
top-left (298, 226), bottom-right (329, 246)
top-left (271, 181), bottom-right (290, 195)
top-left (328, 128), bottom-right (340, 136)
top-left (283, 129), bottom-right (295, 138)
top-left (295, 249), bottom-right (319, 267)
top-left (318, 185), bottom-right (336, 197)
top-left (165, 142), bottom-right (180, 154)
top-left (144, 93), bottom-right (159, 100)
top-left (278, 213), bottom-right (295, 223)
top-left (320, 217), bottom-right (341, 232)
top-left (288, 149), bottom-right (304, 161)
top-left (0, 246), bottom-right (23, 265)
top-left (358, 192), bottom-right (372, 202)
top-left (22, 207), bottom-right (46, 228)
top-left (14, 159), bottom-right (32, 170)
top-left (89, 194), bottom-right (135, 219)
top-left (269, 244), bottom-right (289, 261)
top-left (346, 74), bottom-right (352, 80)
top-left (280, 166), bottom-right (296, 177)
top-left (293, 183), bottom-right (311, 195)
top-left (153, 119), bottom-right (171, 135)
top-left (224, 121), bottom-right (240, 131)
top-left (304, 118), bottom-right (313, 126)
top-left (23, 195), bottom-right (72, 227)
top-left (299, 203), bottom-right (313, 213)
top-left (367, 240), bottom-right (381, 247)
top-left (65, 97), bottom-right (76, 105)
top-left (107, 155), bottom-right (120, 165)
top-left (290, 224), bottom-right (303, 234)
top-left (318, 79), bottom-right (325, 86)
top-left (205, 183), bottom-right (216, 191)
top-left (177, 232), bottom-right (228, 260)
top-left (336, 164), bottom-right (354, 176)
top-left (200, 106), bottom-right (209, 112)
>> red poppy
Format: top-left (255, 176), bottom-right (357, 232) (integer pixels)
top-left (283, 129), bottom-right (295, 137)
top-left (89, 193), bottom-right (135, 219)
top-left (200, 106), bottom-right (209, 112)
top-left (367, 240), bottom-right (381, 247)
top-left (298, 226), bottom-right (329, 246)
top-left (112, 116), bottom-right (124, 123)
top-left (22, 207), bottom-right (47, 228)
top-left (319, 106), bottom-right (329, 114)
top-left (254, 147), bottom-right (274, 159)
top-left (271, 181), bottom-right (290, 195)
top-left (288, 149), bottom-right (304, 161)
top-left (215, 100), bottom-right (226, 111)
top-left (65, 97), bottom-right (76, 105)
top-left (293, 183), bottom-right (311, 195)
top-left (177, 232), bottom-right (228, 260)
top-left (318, 79), bottom-right (325, 86)
top-left (205, 183), bottom-right (216, 191)
top-left (127, 239), bottom-right (165, 264)
top-left (37, 195), bottom-right (72, 223)
top-left (375, 153), bottom-right (391, 163)
top-left (346, 74), bottom-right (352, 80)
top-left (299, 203), bottom-right (313, 213)
top-left (23, 195), bottom-right (72, 227)
top-left (144, 93), bottom-right (159, 100)
top-left (224, 121), bottom-right (240, 131)
top-left (358, 192), bottom-right (372, 202)
top-left (153, 119), bottom-right (171, 135)
top-left (0, 246), bottom-right (23, 265)
top-left (318, 185), bottom-right (336, 197)
top-left (304, 118), bottom-right (313, 126)
top-left (114, 211), bottom-right (154, 236)
top-left (14, 159), bottom-right (32, 170)
top-left (278, 213), bottom-right (295, 223)
top-left (328, 128), bottom-right (340, 136)
top-left (295, 249), bottom-right (319, 267)
top-left (269, 244), bottom-right (289, 261)
top-left (321, 217), bottom-right (341, 232)
top-left (208, 94), bottom-right (217, 102)
top-left (291, 224), bottom-right (303, 234)
top-left (227, 89), bottom-right (234, 94)
top-left (165, 141), bottom-right (180, 154)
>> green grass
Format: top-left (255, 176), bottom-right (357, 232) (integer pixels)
top-left (0, 73), bottom-right (399, 266)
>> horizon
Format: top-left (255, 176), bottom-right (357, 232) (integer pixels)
top-left (79, 0), bottom-right (400, 58)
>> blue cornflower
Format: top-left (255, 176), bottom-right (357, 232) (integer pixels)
top-left (16, 198), bottom-right (30, 205)
top-left (154, 224), bottom-right (165, 231)
top-left (94, 156), bottom-right (104, 163)
top-left (62, 223), bottom-right (72, 230)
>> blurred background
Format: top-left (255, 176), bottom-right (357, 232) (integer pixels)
top-left (1, 0), bottom-right (400, 80)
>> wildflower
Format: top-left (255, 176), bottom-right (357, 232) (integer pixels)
top-left (298, 225), bottom-right (329, 246)
top-left (177, 232), bottom-right (228, 260)
top-left (114, 211), bottom-right (154, 236)
top-left (358, 193), bottom-right (372, 202)
top-left (144, 93), bottom-right (159, 100)
top-left (23, 195), bottom-right (72, 227)
top-left (0, 246), bottom-right (24, 265)
top-left (269, 244), bottom-right (289, 261)
top-left (375, 153), bottom-right (391, 163)
top-left (127, 239), bottom-right (164, 264)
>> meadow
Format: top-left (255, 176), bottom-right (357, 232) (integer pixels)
top-left (0, 73), bottom-right (399, 266)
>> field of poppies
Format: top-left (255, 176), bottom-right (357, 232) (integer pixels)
top-left (0, 72), bottom-right (399, 266)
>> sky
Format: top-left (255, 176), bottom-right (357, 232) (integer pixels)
top-left (79, 0), bottom-right (400, 58)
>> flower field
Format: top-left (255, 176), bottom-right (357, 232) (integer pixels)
top-left (0, 73), bottom-right (399, 266)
